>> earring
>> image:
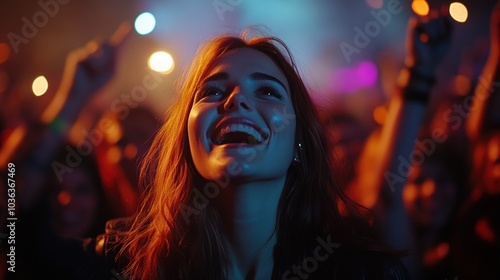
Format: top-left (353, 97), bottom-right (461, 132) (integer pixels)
top-left (293, 143), bottom-right (303, 164)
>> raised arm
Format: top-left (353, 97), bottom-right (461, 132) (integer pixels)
top-left (17, 23), bottom-right (131, 211)
top-left (345, 10), bottom-right (453, 278)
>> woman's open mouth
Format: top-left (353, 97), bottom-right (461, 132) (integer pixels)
top-left (211, 118), bottom-right (269, 145)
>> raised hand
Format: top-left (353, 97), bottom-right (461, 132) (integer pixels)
top-left (41, 22), bottom-right (131, 123)
top-left (405, 10), bottom-right (453, 75)
top-left (62, 22), bottom-right (131, 105)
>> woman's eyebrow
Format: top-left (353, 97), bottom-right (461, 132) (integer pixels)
top-left (250, 72), bottom-right (287, 91)
top-left (202, 72), bottom-right (228, 83)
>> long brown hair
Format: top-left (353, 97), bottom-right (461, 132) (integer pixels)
top-left (117, 30), bottom-right (377, 279)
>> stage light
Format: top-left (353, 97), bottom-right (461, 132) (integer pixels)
top-left (412, 0), bottom-right (430, 16)
top-left (328, 60), bottom-right (378, 93)
top-left (32, 75), bottom-right (48, 96)
top-left (148, 51), bottom-right (174, 74)
top-left (356, 61), bottom-right (378, 87)
top-left (449, 2), bottom-right (468, 23)
top-left (135, 12), bottom-right (156, 35)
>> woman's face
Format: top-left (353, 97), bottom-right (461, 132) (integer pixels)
top-left (188, 48), bottom-right (296, 183)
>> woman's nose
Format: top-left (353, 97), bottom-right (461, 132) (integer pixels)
top-left (222, 87), bottom-right (253, 112)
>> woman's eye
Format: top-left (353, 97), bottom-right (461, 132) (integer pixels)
top-left (199, 86), bottom-right (225, 99)
top-left (205, 89), bottom-right (223, 96)
top-left (258, 86), bottom-right (283, 100)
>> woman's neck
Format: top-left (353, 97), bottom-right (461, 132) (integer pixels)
top-left (214, 176), bottom-right (286, 279)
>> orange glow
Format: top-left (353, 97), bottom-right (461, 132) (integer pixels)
top-left (0, 43), bottom-right (10, 64)
top-left (403, 183), bottom-right (417, 205)
top-left (412, 0), bottom-right (430, 16)
top-left (373, 105), bottom-right (387, 125)
top-left (107, 146), bottom-right (122, 164)
top-left (475, 218), bottom-right (496, 243)
top-left (366, 0), bottom-right (383, 9)
top-left (424, 242), bottom-right (450, 266)
top-left (419, 33), bottom-right (429, 43)
top-left (421, 180), bottom-right (436, 197)
top-left (454, 74), bottom-right (471, 96)
top-left (436, 242), bottom-right (450, 258)
top-left (58, 191), bottom-right (72, 206)
top-left (103, 120), bottom-right (123, 145)
top-left (0, 124), bottom-right (27, 167)
top-left (124, 143), bottom-right (138, 160)
top-left (487, 135), bottom-right (500, 162)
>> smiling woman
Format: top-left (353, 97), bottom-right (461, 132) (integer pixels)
top-left (95, 31), bottom-right (411, 280)
top-left (8, 25), bottom-right (413, 280)
top-left (188, 48), bottom-right (296, 184)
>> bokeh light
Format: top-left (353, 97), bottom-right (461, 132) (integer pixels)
top-left (412, 0), bottom-right (430, 16)
top-left (148, 51), bottom-right (174, 73)
top-left (0, 43), bottom-right (10, 64)
top-left (124, 143), bottom-right (138, 160)
top-left (57, 191), bottom-right (72, 206)
top-left (106, 146), bottom-right (122, 164)
top-left (103, 119), bottom-right (123, 145)
top-left (32, 75), bottom-right (48, 96)
top-left (134, 12), bottom-right (156, 35)
top-left (373, 105), bottom-right (387, 125)
top-left (328, 60), bottom-right (378, 93)
top-left (356, 61), bottom-right (378, 87)
top-left (449, 2), bottom-right (468, 23)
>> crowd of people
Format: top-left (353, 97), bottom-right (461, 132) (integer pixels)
top-left (0, 2), bottom-right (499, 279)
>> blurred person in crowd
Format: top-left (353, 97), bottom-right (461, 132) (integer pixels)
top-left (2, 5), bottom-right (458, 280)
top-left (92, 105), bottom-right (160, 217)
top-left (344, 8), bottom-right (454, 279)
top-left (97, 29), bottom-right (411, 279)
top-left (7, 22), bottom-right (425, 279)
top-left (321, 109), bottom-right (371, 190)
top-left (47, 143), bottom-right (113, 239)
top-left (75, 9), bottom-right (450, 278)
top-left (1, 22), bottom-right (132, 280)
top-left (401, 132), bottom-right (469, 279)
top-left (453, 3), bottom-right (500, 275)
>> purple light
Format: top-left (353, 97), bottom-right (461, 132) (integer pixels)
top-left (328, 60), bottom-right (378, 94)
top-left (357, 61), bottom-right (378, 87)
